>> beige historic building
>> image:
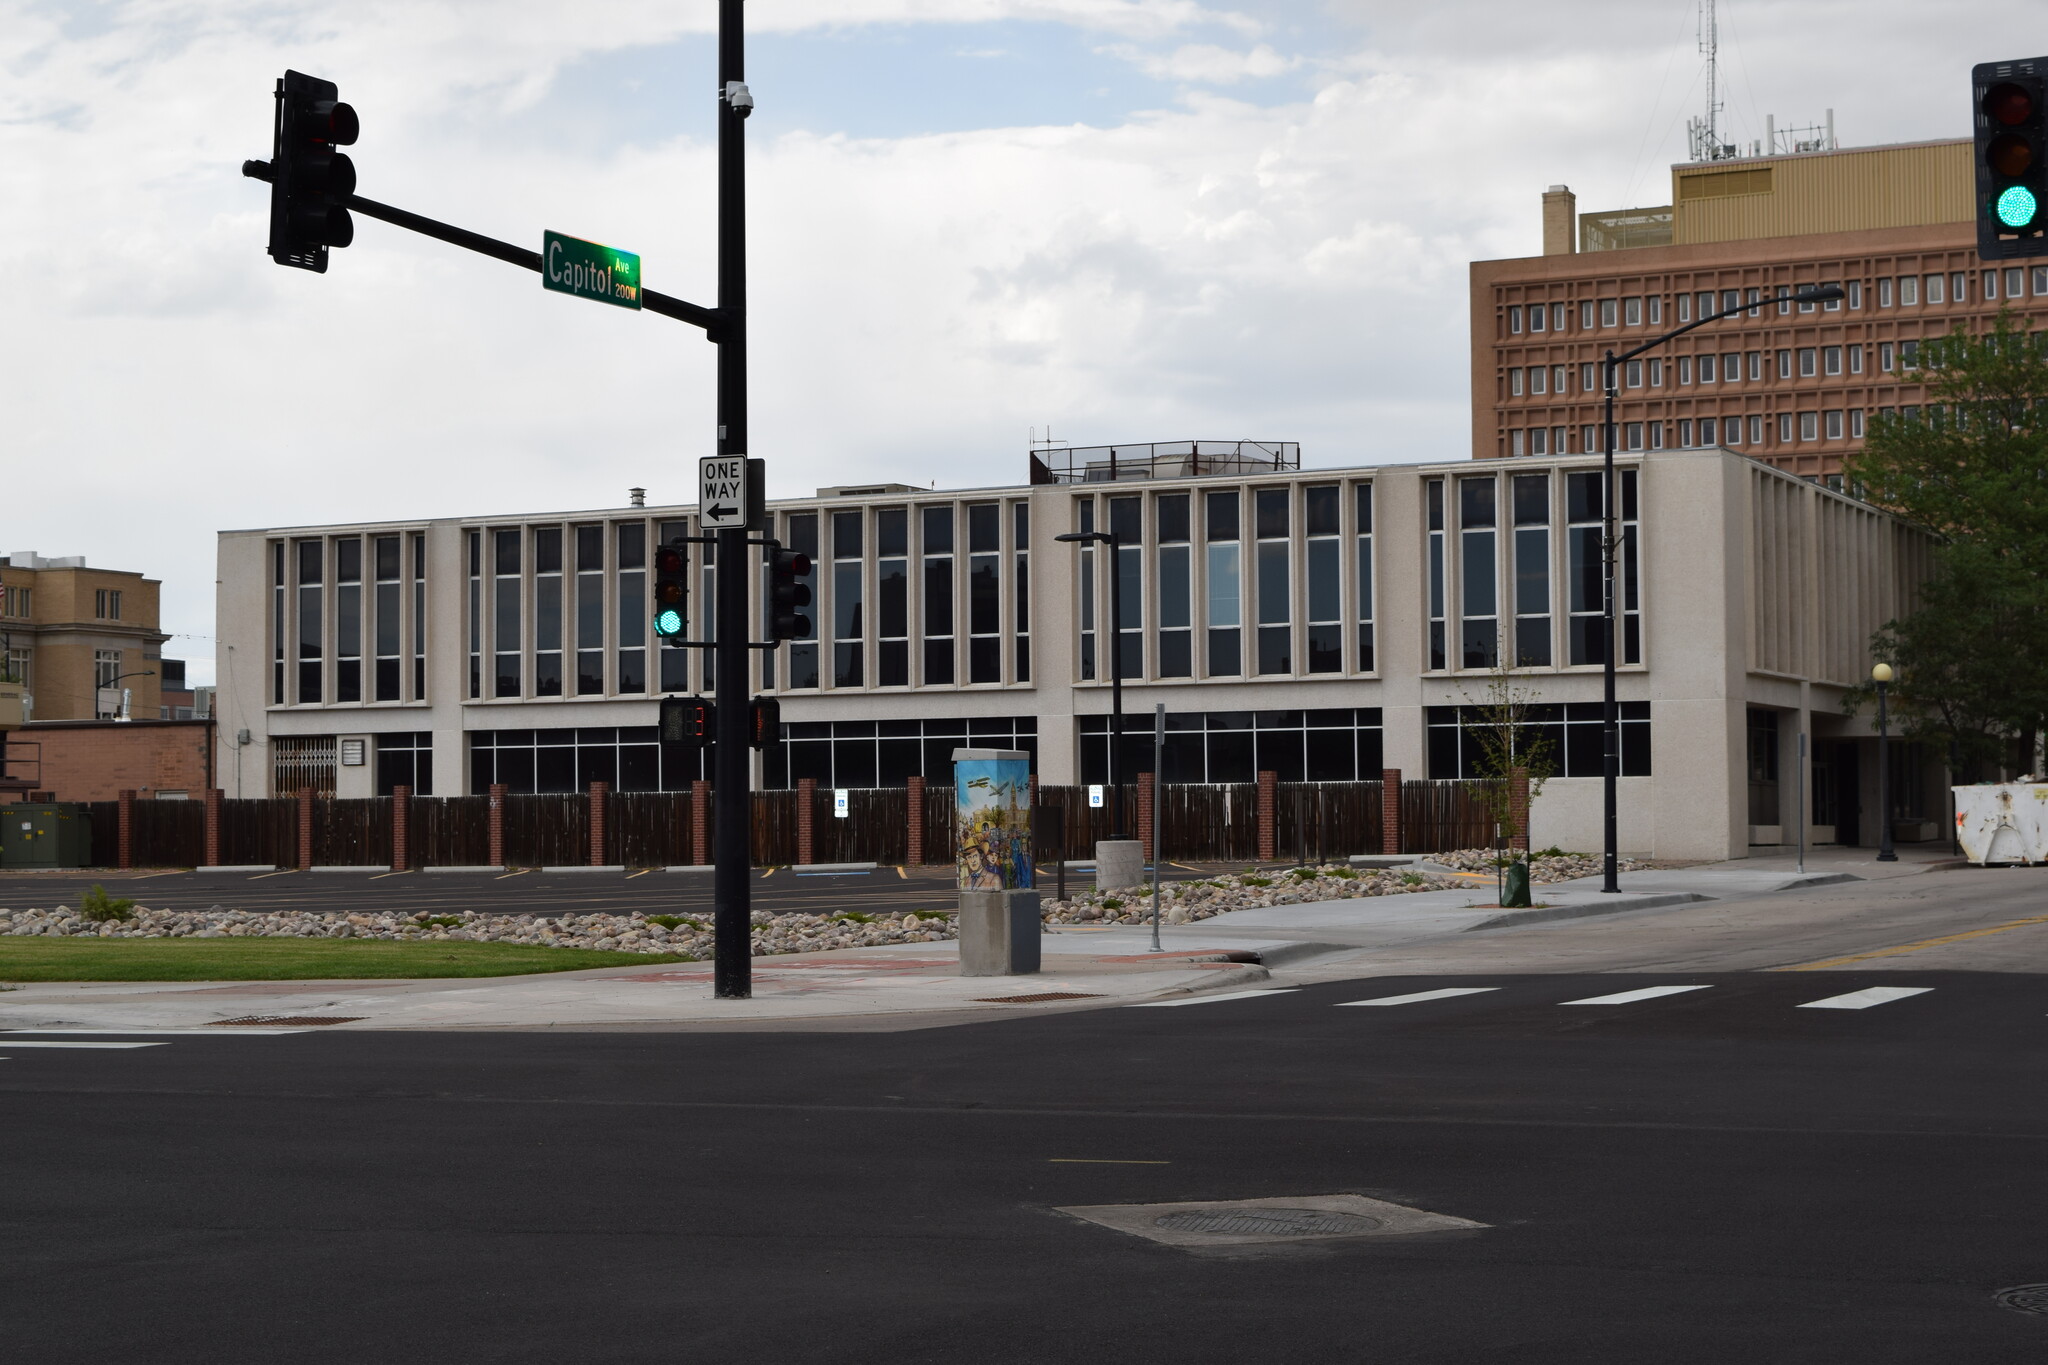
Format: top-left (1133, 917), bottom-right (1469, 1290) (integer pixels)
top-left (1471, 138), bottom-right (2048, 478)
top-left (0, 552), bottom-right (167, 723)
top-left (213, 443), bottom-right (1935, 860)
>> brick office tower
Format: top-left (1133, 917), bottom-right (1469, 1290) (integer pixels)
top-left (1470, 138), bottom-right (2048, 481)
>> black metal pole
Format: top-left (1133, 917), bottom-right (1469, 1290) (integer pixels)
top-left (1601, 349), bottom-right (1620, 893)
top-left (1876, 680), bottom-right (1897, 862)
top-left (712, 0), bottom-right (752, 998)
top-left (1109, 532), bottom-right (1126, 840)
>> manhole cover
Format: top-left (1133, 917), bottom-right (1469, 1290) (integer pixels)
top-left (1996, 1284), bottom-right (2048, 1315)
top-left (1155, 1208), bottom-right (1383, 1237)
top-left (207, 1016), bottom-right (364, 1027)
top-left (974, 992), bottom-right (1102, 1004)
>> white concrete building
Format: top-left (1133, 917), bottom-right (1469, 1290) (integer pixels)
top-left (213, 442), bottom-right (1936, 860)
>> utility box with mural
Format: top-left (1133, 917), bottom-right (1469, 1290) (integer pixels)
top-left (951, 747), bottom-right (1038, 976)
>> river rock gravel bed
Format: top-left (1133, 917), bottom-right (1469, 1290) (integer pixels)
top-left (0, 905), bottom-right (954, 959)
top-left (0, 851), bottom-right (1649, 955)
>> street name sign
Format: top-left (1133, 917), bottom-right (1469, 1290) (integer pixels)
top-left (542, 230), bottom-right (641, 310)
top-left (699, 456), bottom-right (751, 528)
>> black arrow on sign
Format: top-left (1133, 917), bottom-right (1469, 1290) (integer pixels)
top-left (706, 503), bottom-right (736, 520)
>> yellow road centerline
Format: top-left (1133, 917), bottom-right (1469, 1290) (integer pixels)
top-left (1772, 913), bottom-right (2048, 971)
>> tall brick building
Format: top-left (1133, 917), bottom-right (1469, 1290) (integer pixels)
top-left (1470, 138), bottom-right (2048, 479)
top-left (0, 551), bottom-right (168, 721)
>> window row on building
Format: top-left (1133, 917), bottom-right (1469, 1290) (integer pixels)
top-left (1425, 702), bottom-right (1653, 779)
top-left (1509, 410), bottom-right (1870, 456)
top-left (1424, 468), bottom-right (1642, 672)
top-left (274, 533), bottom-right (429, 706)
top-left (1500, 265), bottom-right (2048, 338)
top-left (762, 501), bottom-right (1033, 694)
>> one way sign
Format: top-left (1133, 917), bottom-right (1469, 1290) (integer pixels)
top-left (699, 456), bottom-right (764, 530)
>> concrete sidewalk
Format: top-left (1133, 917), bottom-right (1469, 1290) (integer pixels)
top-left (0, 847), bottom-right (1945, 1032)
top-left (0, 936), bottom-right (1293, 1033)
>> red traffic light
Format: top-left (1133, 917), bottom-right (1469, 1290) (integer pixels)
top-left (1986, 82), bottom-right (2036, 126)
top-left (655, 546), bottom-right (686, 574)
top-left (786, 551), bottom-right (812, 577)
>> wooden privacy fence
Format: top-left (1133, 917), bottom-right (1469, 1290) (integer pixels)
top-left (71, 774), bottom-right (1499, 870)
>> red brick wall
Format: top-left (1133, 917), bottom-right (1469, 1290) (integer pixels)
top-left (3, 721), bottom-right (213, 803)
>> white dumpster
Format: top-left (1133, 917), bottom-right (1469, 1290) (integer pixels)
top-left (1953, 783), bottom-right (2048, 865)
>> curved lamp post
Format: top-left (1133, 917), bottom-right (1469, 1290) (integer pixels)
top-left (1597, 283), bottom-right (1844, 890)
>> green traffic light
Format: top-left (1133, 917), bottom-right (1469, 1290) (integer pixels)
top-left (654, 608), bottom-right (684, 637)
top-left (1997, 184), bottom-right (2038, 229)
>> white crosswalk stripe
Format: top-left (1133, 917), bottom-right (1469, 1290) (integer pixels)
top-left (1796, 986), bottom-right (1935, 1010)
top-left (1336, 988), bottom-right (1502, 1008)
top-left (1559, 985), bottom-right (1713, 1006)
top-left (1128, 989), bottom-right (1299, 1008)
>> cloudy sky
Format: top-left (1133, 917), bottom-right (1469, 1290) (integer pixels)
top-left (1, 0), bottom-right (2004, 684)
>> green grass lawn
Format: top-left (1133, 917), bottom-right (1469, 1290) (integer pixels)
top-left (0, 937), bottom-right (692, 983)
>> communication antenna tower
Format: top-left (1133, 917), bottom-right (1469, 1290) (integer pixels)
top-left (1686, 0), bottom-right (1736, 162)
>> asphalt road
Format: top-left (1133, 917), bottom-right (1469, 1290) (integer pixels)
top-left (8, 968), bottom-right (2048, 1361)
top-left (0, 861), bottom-right (1239, 921)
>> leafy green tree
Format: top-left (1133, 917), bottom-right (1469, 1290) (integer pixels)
top-left (1843, 310), bottom-right (2048, 771)
top-left (1460, 666), bottom-right (1558, 864)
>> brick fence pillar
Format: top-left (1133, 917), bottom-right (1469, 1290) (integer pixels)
top-left (906, 775), bottom-right (925, 866)
top-left (691, 780), bottom-right (710, 864)
top-left (203, 788), bottom-right (223, 867)
top-left (117, 789), bottom-right (136, 870)
top-left (588, 781), bottom-right (609, 866)
top-left (1509, 767), bottom-right (1531, 852)
top-left (1137, 772), bottom-right (1156, 861)
top-left (391, 784), bottom-right (411, 871)
top-left (1256, 770), bottom-right (1277, 862)
top-left (296, 787), bottom-right (314, 871)
top-left (488, 783), bottom-right (508, 869)
top-left (796, 777), bottom-right (816, 866)
top-left (1381, 768), bottom-right (1402, 856)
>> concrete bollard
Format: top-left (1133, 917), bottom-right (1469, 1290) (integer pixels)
top-left (958, 888), bottom-right (1042, 977)
top-left (1095, 839), bottom-right (1143, 892)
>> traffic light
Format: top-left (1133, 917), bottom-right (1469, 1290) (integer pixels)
top-left (766, 547), bottom-right (812, 641)
top-left (1974, 58), bottom-right (2048, 259)
top-left (267, 70), bottom-right (359, 272)
top-left (749, 697), bottom-right (782, 753)
top-left (659, 697), bottom-right (715, 748)
top-left (653, 539), bottom-right (689, 640)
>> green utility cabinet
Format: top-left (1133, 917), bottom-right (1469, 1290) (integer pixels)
top-left (1, 803), bottom-right (94, 868)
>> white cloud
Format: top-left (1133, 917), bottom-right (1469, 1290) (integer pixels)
top-left (1102, 41), bottom-right (1299, 84)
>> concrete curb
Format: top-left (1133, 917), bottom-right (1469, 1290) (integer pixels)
top-left (793, 862), bottom-right (878, 874)
top-left (420, 866), bottom-right (507, 874)
top-left (309, 866), bottom-right (392, 874)
top-left (663, 865), bottom-right (716, 874)
top-left (540, 865), bottom-right (627, 874)
top-left (1462, 892), bottom-right (1708, 932)
top-left (195, 865), bottom-right (276, 874)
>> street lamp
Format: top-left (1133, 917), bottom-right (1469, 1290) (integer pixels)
top-left (1596, 283), bottom-right (1844, 892)
top-left (1055, 528), bottom-right (1127, 839)
top-left (1872, 661), bottom-right (1897, 862)
top-left (101, 669), bottom-right (155, 722)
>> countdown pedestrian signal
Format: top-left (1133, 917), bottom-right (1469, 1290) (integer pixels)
top-left (659, 697), bottom-right (714, 748)
top-left (1974, 58), bottom-right (2048, 259)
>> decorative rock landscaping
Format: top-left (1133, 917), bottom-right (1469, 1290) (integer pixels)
top-left (0, 851), bottom-right (1647, 956)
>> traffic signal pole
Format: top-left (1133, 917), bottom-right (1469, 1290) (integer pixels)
top-left (712, 0), bottom-right (753, 999)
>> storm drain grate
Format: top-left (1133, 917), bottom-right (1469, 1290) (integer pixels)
top-left (1996, 1284), bottom-right (2048, 1316)
top-left (973, 992), bottom-right (1103, 1004)
top-left (1156, 1208), bottom-right (1382, 1237)
top-left (207, 1016), bottom-right (365, 1027)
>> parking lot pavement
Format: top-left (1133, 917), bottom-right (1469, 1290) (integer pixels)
top-left (0, 860), bottom-right (1234, 920)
